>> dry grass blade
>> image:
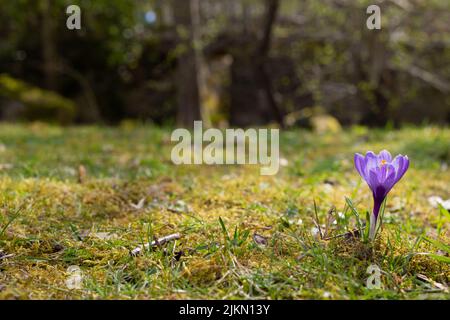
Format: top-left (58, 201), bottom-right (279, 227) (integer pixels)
top-left (416, 274), bottom-right (449, 293)
top-left (313, 199), bottom-right (323, 240)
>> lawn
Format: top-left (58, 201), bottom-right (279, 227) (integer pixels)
top-left (0, 123), bottom-right (449, 299)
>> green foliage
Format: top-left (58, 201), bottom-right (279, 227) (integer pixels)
top-left (219, 217), bottom-right (250, 249)
top-left (345, 197), bottom-right (369, 242)
top-left (0, 74), bottom-right (76, 124)
top-left (402, 135), bottom-right (450, 165)
top-left (422, 237), bottom-right (450, 264)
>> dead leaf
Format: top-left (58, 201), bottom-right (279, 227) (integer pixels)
top-left (91, 232), bottom-right (118, 240)
top-left (167, 200), bottom-right (191, 213)
top-left (130, 197), bottom-right (146, 210)
top-left (253, 233), bottom-right (268, 246)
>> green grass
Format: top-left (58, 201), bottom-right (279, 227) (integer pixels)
top-left (0, 123), bottom-right (449, 299)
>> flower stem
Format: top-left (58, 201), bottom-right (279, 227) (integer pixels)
top-left (369, 196), bottom-right (387, 241)
top-left (369, 212), bottom-right (377, 240)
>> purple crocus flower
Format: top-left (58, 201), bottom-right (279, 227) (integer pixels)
top-left (354, 150), bottom-right (409, 239)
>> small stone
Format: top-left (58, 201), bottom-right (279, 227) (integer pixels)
top-left (65, 266), bottom-right (83, 290)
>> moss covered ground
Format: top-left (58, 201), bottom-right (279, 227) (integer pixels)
top-left (0, 123), bottom-right (448, 299)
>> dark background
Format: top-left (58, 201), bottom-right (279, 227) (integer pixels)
top-left (0, 0), bottom-right (449, 128)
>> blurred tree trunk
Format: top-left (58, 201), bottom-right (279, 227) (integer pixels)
top-left (40, 0), bottom-right (57, 90)
top-left (229, 0), bottom-right (283, 127)
top-left (156, 0), bottom-right (173, 26)
top-left (173, 0), bottom-right (205, 128)
top-left (257, 0), bottom-right (283, 127)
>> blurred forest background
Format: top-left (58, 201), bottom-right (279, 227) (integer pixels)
top-left (0, 0), bottom-right (449, 128)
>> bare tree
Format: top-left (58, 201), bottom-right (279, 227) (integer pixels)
top-left (173, 0), bottom-right (205, 128)
top-left (40, 0), bottom-right (58, 90)
top-left (227, 0), bottom-right (282, 127)
top-left (257, 0), bottom-right (283, 127)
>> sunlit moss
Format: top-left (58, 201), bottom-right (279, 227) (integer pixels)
top-left (0, 124), bottom-right (448, 299)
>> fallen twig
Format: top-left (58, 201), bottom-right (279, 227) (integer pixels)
top-left (0, 253), bottom-right (14, 260)
top-left (131, 233), bottom-right (181, 256)
top-left (323, 225), bottom-right (365, 241)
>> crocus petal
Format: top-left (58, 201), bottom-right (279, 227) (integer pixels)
top-left (397, 156), bottom-right (409, 180)
top-left (379, 163), bottom-right (388, 180)
top-left (392, 155), bottom-right (409, 181)
top-left (378, 150), bottom-right (392, 162)
top-left (372, 191), bottom-right (385, 219)
top-left (368, 169), bottom-right (380, 190)
top-left (391, 155), bottom-right (403, 172)
top-left (354, 153), bottom-right (366, 178)
top-left (383, 165), bottom-right (397, 192)
top-left (373, 185), bottom-right (387, 202)
top-left (364, 152), bottom-right (378, 176)
top-left (353, 150), bottom-right (409, 240)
